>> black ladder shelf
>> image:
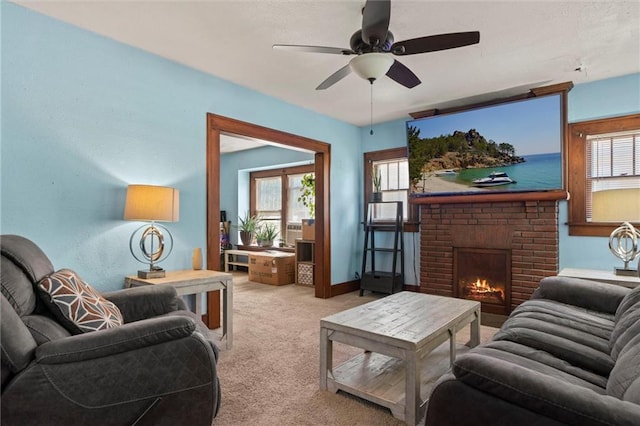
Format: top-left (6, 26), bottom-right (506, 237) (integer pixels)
top-left (360, 201), bottom-right (404, 296)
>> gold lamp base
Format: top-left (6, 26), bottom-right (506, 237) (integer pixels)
top-left (614, 267), bottom-right (638, 277)
top-left (609, 222), bottom-right (640, 279)
top-left (137, 269), bottom-right (166, 279)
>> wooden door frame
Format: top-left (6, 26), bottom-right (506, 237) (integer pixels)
top-left (205, 114), bottom-right (331, 327)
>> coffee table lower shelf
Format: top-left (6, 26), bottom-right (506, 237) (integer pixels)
top-left (327, 342), bottom-right (470, 420)
top-left (320, 292), bottom-right (480, 425)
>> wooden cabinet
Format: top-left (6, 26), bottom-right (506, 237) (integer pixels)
top-left (295, 239), bottom-right (315, 286)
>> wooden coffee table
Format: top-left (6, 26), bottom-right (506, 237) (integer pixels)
top-left (320, 291), bottom-right (480, 425)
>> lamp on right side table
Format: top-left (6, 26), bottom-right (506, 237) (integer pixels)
top-left (608, 222), bottom-right (640, 276)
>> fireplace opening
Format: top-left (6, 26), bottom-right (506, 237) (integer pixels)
top-left (453, 247), bottom-right (511, 315)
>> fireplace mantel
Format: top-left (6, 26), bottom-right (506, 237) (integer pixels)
top-left (411, 189), bottom-right (567, 205)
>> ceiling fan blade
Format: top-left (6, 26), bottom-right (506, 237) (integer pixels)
top-left (386, 60), bottom-right (421, 88)
top-left (273, 44), bottom-right (355, 55)
top-left (316, 64), bottom-right (352, 90)
top-left (392, 31), bottom-right (480, 56)
top-left (361, 0), bottom-right (391, 47)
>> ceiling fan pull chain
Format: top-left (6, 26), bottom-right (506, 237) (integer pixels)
top-left (370, 81), bottom-right (374, 135)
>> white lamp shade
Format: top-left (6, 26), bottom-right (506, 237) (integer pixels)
top-left (349, 53), bottom-right (394, 81)
top-left (124, 185), bottom-right (179, 222)
top-left (591, 188), bottom-right (640, 222)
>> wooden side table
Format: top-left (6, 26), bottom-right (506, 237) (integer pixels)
top-left (558, 268), bottom-right (640, 288)
top-left (224, 249), bottom-right (251, 272)
top-left (125, 269), bottom-right (233, 349)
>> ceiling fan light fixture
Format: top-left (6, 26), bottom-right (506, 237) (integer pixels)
top-left (350, 53), bottom-right (394, 82)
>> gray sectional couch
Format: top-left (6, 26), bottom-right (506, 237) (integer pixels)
top-left (425, 276), bottom-right (640, 426)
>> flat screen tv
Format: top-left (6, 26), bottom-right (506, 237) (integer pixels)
top-left (407, 93), bottom-right (563, 197)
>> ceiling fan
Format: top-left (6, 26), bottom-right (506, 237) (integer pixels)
top-left (273, 0), bottom-right (480, 90)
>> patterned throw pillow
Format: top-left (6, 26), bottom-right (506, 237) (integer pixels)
top-left (38, 269), bottom-right (123, 334)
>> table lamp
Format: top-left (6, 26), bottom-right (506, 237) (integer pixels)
top-left (124, 184), bottom-right (179, 278)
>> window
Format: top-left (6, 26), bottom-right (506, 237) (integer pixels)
top-left (374, 158), bottom-right (410, 218)
top-left (250, 164), bottom-right (314, 245)
top-left (254, 175), bottom-right (283, 238)
top-left (567, 114), bottom-right (640, 236)
top-left (586, 130), bottom-right (640, 222)
top-left (287, 173), bottom-right (309, 223)
top-left (364, 147), bottom-right (418, 231)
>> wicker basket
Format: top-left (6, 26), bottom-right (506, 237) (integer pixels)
top-left (297, 263), bottom-right (314, 286)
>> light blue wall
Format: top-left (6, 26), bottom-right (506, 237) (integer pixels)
top-left (360, 73), bottom-right (640, 276)
top-left (568, 73), bottom-right (640, 123)
top-left (559, 73), bottom-right (640, 270)
top-left (1, 3), bottom-right (361, 291)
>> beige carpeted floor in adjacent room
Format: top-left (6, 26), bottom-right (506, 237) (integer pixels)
top-left (212, 273), bottom-right (498, 426)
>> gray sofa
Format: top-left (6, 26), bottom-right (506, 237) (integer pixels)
top-left (425, 275), bottom-right (640, 426)
top-left (1, 235), bottom-right (221, 425)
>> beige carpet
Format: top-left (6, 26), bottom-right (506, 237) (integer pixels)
top-left (213, 273), bottom-right (497, 426)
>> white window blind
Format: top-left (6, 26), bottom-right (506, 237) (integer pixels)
top-left (255, 176), bottom-right (282, 236)
top-left (586, 129), bottom-right (640, 221)
top-left (373, 158), bottom-right (409, 219)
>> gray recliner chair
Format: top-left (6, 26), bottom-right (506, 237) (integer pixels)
top-left (1, 234), bottom-right (221, 425)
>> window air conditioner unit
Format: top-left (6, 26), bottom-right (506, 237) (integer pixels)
top-left (285, 222), bottom-right (302, 246)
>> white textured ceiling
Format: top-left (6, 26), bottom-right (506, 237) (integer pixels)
top-left (15, 1), bottom-right (640, 129)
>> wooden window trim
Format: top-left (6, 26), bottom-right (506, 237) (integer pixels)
top-left (567, 113), bottom-right (640, 236)
top-left (250, 164), bottom-right (314, 233)
top-left (364, 147), bottom-right (419, 232)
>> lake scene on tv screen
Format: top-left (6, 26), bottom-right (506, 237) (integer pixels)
top-left (407, 94), bottom-right (562, 196)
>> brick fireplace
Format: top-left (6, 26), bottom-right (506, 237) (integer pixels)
top-left (420, 200), bottom-right (559, 314)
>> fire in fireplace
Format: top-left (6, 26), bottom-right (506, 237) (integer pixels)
top-left (462, 278), bottom-right (505, 304)
top-left (453, 247), bottom-right (511, 315)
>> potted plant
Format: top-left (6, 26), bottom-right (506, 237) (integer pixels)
top-left (256, 222), bottom-right (279, 248)
top-left (372, 166), bottom-right (383, 202)
top-left (236, 212), bottom-right (259, 246)
top-left (297, 173), bottom-right (315, 240)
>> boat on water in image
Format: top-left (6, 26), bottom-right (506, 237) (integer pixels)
top-left (472, 171), bottom-right (516, 187)
top-left (434, 169), bottom-right (458, 176)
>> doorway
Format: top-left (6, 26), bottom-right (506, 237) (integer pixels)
top-left (205, 114), bottom-right (331, 327)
